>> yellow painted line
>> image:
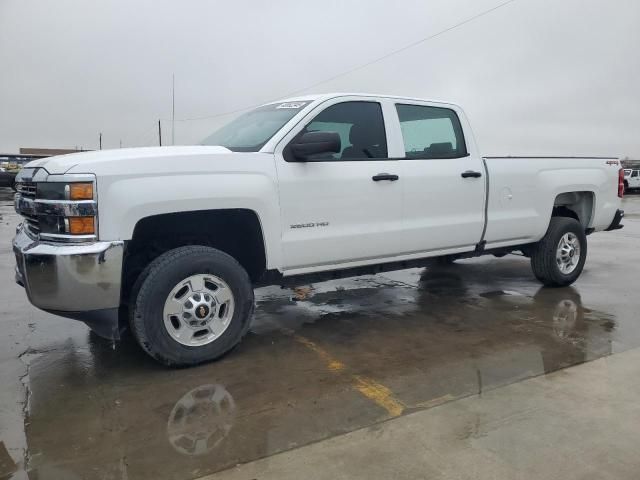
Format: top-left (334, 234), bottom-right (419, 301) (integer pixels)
top-left (292, 334), bottom-right (405, 417)
top-left (352, 375), bottom-right (405, 417)
top-left (292, 334), bottom-right (346, 373)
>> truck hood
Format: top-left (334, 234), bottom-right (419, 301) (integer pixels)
top-left (26, 146), bottom-right (235, 175)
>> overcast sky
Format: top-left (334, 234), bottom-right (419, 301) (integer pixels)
top-left (1, 0), bottom-right (638, 157)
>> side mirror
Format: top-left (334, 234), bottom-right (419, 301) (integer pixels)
top-left (290, 131), bottom-right (341, 161)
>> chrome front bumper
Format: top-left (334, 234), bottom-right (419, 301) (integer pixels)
top-left (13, 223), bottom-right (124, 314)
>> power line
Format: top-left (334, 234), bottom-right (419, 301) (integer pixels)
top-left (118, 0), bottom-right (521, 147)
top-left (282, 0), bottom-right (520, 98)
top-left (174, 0), bottom-right (520, 123)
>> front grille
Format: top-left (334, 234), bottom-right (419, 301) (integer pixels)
top-left (16, 181), bottom-right (39, 233)
top-left (16, 181), bottom-right (36, 198)
top-left (22, 213), bottom-right (40, 234)
top-left (23, 215), bottom-right (40, 234)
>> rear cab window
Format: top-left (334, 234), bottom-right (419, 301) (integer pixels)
top-left (395, 104), bottom-right (467, 159)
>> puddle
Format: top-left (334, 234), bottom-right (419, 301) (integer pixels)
top-left (2, 189), bottom-right (639, 479)
top-left (19, 275), bottom-right (621, 479)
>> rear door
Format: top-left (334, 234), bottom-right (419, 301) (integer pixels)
top-left (274, 98), bottom-right (404, 273)
top-left (393, 102), bottom-right (486, 253)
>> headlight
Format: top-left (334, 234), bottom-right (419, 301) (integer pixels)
top-left (16, 178), bottom-right (97, 241)
top-left (36, 182), bottom-right (94, 201)
top-left (35, 182), bottom-right (66, 200)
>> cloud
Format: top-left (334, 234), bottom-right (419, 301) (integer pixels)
top-left (1, 0), bottom-right (638, 158)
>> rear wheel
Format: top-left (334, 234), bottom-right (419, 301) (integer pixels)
top-left (530, 217), bottom-right (587, 287)
top-left (130, 246), bottom-right (254, 367)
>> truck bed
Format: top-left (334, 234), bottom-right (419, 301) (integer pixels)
top-left (482, 156), bottom-right (621, 248)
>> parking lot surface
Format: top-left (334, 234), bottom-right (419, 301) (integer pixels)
top-left (1, 188), bottom-right (639, 479)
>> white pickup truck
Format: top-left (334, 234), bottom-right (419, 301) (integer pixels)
top-left (13, 93), bottom-right (625, 366)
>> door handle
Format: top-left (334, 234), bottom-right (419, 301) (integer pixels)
top-left (372, 173), bottom-right (399, 181)
top-left (461, 170), bottom-right (482, 178)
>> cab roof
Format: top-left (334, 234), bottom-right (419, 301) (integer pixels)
top-left (269, 92), bottom-right (459, 108)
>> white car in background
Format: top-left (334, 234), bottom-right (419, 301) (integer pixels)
top-left (624, 169), bottom-right (640, 192)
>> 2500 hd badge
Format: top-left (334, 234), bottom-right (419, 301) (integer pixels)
top-left (290, 222), bottom-right (329, 229)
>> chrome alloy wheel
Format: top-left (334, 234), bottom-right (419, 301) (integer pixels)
top-left (556, 232), bottom-right (581, 275)
top-left (163, 274), bottom-right (235, 347)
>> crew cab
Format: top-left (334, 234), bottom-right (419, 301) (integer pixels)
top-left (12, 93), bottom-right (625, 366)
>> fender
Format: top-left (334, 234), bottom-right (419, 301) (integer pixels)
top-left (66, 149), bottom-right (284, 269)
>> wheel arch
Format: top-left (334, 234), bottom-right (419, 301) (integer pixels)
top-left (122, 208), bottom-right (268, 303)
top-left (552, 191), bottom-right (595, 229)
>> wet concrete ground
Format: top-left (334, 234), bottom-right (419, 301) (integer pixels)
top-left (1, 187), bottom-right (639, 479)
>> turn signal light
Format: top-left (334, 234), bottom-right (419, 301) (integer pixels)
top-left (68, 216), bottom-right (95, 235)
top-left (69, 183), bottom-right (93, 200)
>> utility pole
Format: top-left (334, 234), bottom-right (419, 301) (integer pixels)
top-left (171, 74), bottom-right (175, 145)
top-left (99, 133), bottom-right (102, 150)
top-left (158, 119), bottom-right (162, 146)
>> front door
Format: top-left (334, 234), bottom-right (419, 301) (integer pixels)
top-left (275, 100), bottom-right (403, 273)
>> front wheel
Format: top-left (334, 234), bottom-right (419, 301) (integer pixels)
top-left (130, 246), bottom-right (254, 367)
top-left (530, 217), bottom-right (587, 287)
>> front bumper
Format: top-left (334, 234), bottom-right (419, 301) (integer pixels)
top-left (13, 223), bottom-right (124, 318)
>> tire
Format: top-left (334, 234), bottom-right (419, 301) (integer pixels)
top-left (624, 181), bottom-right (629, 194)
top-left (129, 246), bottom-right (254, 367)
top-left (530, 217), bottom-right (587, 287)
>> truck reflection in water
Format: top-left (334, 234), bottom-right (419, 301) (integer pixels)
top-left (23, 262), bottom-right (616, 478)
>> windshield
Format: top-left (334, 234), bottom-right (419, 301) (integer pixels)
top-left (201, 101), bottom-right (310, 152)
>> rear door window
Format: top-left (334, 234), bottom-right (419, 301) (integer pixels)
top-left (395, 104), bottom-right (467, 159)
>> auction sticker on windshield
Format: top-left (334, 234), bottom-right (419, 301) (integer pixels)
top-left (276, 102), bottom-right (306, 109)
